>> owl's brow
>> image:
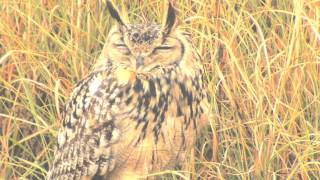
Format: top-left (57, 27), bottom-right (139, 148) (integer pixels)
top-left (108, 31), bottom-right (125, 42)
top-left (125, 24), bottom-right (162, 44)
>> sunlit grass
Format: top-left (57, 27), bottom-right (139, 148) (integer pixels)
top-left (0, 0), bottom-right (319, 179)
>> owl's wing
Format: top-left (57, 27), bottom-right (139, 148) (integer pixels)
top-left (47, 66), bottom-right (208, 179)
top-left (47, 68), bottom-right (135, 180)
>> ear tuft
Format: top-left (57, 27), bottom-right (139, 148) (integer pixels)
top-left (106, 0), bottom-right (126, 27)
top-left (163, 1), bottom-right (176, 35)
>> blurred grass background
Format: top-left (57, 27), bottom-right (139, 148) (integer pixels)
top-left (0, 0), bottom-right (319, 179)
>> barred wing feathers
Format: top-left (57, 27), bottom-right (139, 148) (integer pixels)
top-left (47, 65), bottom-right (208, 179)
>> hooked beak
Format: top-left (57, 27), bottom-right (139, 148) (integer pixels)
top-left (136, 56), bottom-right (144, 69)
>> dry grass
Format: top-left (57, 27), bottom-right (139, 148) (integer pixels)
top-left (1, 0), bottom-right (320, 179)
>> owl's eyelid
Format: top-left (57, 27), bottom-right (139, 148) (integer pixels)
top-left (154, 45), bottom-right (174, 51)
top-left (113, 43), bottom-right (127, 47)
top-left (113, 43), bottom-right (131, 55)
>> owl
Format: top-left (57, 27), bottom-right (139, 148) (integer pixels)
top-left (47, 1), bottom-right (209, 179)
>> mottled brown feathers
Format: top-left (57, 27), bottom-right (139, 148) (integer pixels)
top-left (47, 1), bottom-right (209, 180)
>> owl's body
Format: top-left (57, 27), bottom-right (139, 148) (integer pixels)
top-left (47, 1), bottom-right (208, 179)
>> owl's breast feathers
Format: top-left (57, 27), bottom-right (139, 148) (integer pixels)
top-left (47, 64), bottom-right (209, 179)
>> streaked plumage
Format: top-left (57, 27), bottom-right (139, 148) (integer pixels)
top-left (47, 1), bottom-right (209, 179)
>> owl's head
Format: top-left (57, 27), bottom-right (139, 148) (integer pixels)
top-left (97, 0), bottom-right (196, 73)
